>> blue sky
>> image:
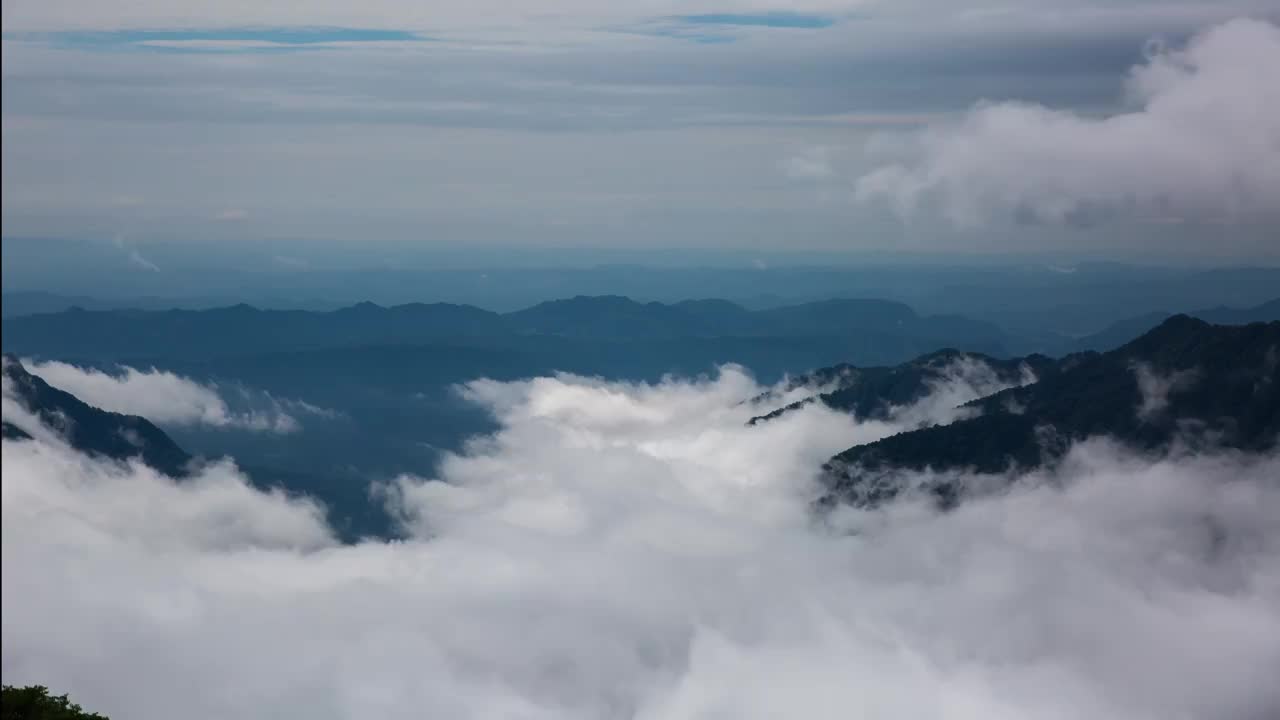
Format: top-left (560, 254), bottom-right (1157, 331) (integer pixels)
top-left (9, 27), bottom-right (427, 53)
top-left (1, 1), bottom-right (1277, 259)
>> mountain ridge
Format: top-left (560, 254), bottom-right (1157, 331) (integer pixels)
top-left (1, 295), bottom-right (1011, 363)
top-left (2, 354), bottom-right (193, 476)
top-left (820, 315), bottom-right (1280, 508)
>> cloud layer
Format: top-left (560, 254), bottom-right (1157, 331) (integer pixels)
top-left (23, 359), bottom-right (333, 433)
top-left (4, 366), bottom-right (1279, 719)
top-left (6, 3), bottom-right (1276, 256)
top-left (856, 18), bottom-right (1280, 227)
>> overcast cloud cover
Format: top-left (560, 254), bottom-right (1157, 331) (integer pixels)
top-left (856, 18), bottom-right (1280, 227)
top-left (2, 1), bottom-right (1277, 256)
top-left (4, 366), bottom-right (1280, 719)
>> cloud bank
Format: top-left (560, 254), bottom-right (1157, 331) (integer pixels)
top-left (23, 359), bottom-right (333, 433)
top-left (4, 367), bottom-right (1279, 719)
top-left (856, 18), bottom-right (1280, 227)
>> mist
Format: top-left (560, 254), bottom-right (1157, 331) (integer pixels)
top-left (4, 366), bottom-right (1278, 719)
top-left (22, 358), bottom-right (334, 433)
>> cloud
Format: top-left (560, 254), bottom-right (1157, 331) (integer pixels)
top-left (126, 248), bottom-right (161, 272)
top-left (856, 18), bottom-right (1280, 227)
top-left (21, 359), bottom-right (334, 433)
top-left (111, 234), bottom-right (162, 271)
top-left (7, 5), bottom-right (1275, 252)
top-left (1132, 361), bottom-right (1199, 421)
top-left (2, 436), bottom-right (335, 551)
top-left (884, 354), bottom-right (1038, 428)
top-left (4, 366), bottom-right (1280, 719)
top-left (674, 13), bottom-right (835, 30)
top-left (783, 146), bottom-right (834, 179)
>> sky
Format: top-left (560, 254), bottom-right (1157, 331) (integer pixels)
top-left (2, 1), bottom-right (1279, 258)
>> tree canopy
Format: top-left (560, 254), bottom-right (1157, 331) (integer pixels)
top-left (1, 686), bottom-right (109, 720)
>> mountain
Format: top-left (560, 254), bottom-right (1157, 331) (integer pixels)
top-left (821, 316), bottom-right (1280, 507)
top-left (1, 356), bottom-right (389, 540)
top-left (1071, 298), bottom-right (1280, 352)
top-left (2, 291), bottom-right (105, 317)
top-left (0, 290), bottom-right (240, 318)
top-left (748, 349), bottom-right (1061, 425)
top-left (0, 302), bottom-right (511, 361)
top-left (0, 296), bottom-right (1010, 363)
top-left (506, 295), bottom-right (731, 338)
top-left (2, 355), bottom-right (192, 476)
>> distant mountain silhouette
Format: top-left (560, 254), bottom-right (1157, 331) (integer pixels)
top-left (507, 295), bottom-right (734, 338)
top-left (0, 295), bottom-right (1010, 365)
top-left (1, 301), bottom-right (511, 360)
top-left (1070, 298), bottom-right (1280, 352)
top-left (2, 355), bottom-right (192, 476)
top-left (821, 316), bottom-right (1280, 508)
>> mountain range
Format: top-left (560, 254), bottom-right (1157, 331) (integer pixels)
top-left (747, 349), bottom-right (1060, 426)
top-left (1068, 298), bottom-right (1280, 352)
top-left (817, 316), bottom-right (1280, 508)
top-left (5, 314), bottom-right (1276, 542)
top-left (1, 296), bottom-right (1009, 364)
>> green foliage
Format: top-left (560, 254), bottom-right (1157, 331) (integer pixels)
top-left (1, 685), bottom-right (109, 720)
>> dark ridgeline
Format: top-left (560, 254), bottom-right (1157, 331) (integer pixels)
top-left (2, 354), bottom-right (192, 476)
top-left (819, 316), bottom-right (1280, 508)
top-left (747, 349), bottom-right (1062, 426)
top-left (1070, 298), bottom-right (1280, 352)
top-left (0, 296), bottom-right (1009, 366)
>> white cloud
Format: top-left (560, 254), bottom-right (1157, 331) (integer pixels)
top-left (783, 146), bottom-right (834, 179)
top-left (884, 355), bottom-right (1037, 428)
top-left (4, 366), bottom-right (1279, 719)
top-left (126, 248), bottom-right (161, 272)
top-left (112, 234), bottom-right (162, 272)
top-left (1132, 362), bottom-right (1199, 421)
top-left (856, 18), bottom-right (1280, 227)
top-left (6, 6), bottom-right (1276, 253)
top-left (2, 437), bottom-right (334, 551)
top-left (21, 359), bottom-right (333, 433)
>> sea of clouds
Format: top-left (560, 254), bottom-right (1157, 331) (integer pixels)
top-left (4, 364), bottom-right (1278, 720)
